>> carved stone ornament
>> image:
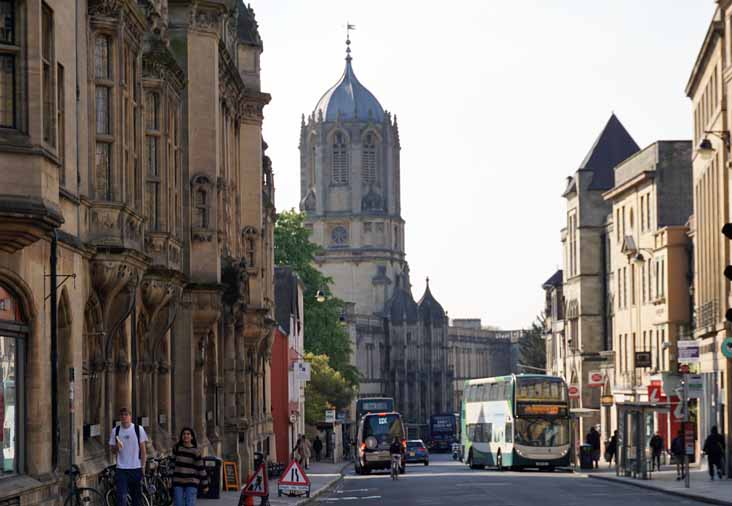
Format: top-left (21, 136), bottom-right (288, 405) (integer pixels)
top-left (300, 188), bottom-right (316, 212)
top-left (190, 5), bottom-right (223, 32)
top-left (141, 274), bottom-right (182, 362)
top-left (88, 0), bottom-right (123, 17)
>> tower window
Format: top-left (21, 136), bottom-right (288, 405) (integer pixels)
top-left (362, 132), bottom-right (376, 184)
top-left (331, 132), bottom-right (349, 185)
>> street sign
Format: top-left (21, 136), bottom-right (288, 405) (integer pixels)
top-left (686, 374), bottom-right (703, 398)
top-left (568, 384), bottom-right (580, 399)
top-left (648, 382), bottom-right (662, 403)
top-left (600, 395), bottom-right (614, 407)
top-left (324, 409), bottom-right (336, 423)
top-left (278, 460), bottom-right (311, 497)
top-left (678, 340), bottom-right (700, 363)
top-left (587, 371), bottom-right (603, 387)
top-left (634, 351), bottom-right (652, 368)
top-left (722, 337), bottom-right (732, 359)
top-left (684, 423), bottom-right (695, 456)
top-left (240, 463), bottom-right (268, 498)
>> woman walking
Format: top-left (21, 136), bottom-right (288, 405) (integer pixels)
top-left (172, 428), bottom-right (209, 506)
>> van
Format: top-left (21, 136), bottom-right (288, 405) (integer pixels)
top-left (354, 412), bottom-right (406, 475)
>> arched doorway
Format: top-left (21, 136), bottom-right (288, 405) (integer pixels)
top-left (83, 294), bottom-right (106, 461)
top-left (0, 283), bottom-right (27, 476)
top-left (57, 289), bottom-right (73, 471)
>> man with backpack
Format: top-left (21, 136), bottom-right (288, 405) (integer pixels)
top-left (109, 407), bottom-right (149, 506)
top-left (703, 426), bottom-right (726, 480)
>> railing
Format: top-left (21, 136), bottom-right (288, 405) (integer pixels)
top-left (697, 300), bottom-right (719, 329)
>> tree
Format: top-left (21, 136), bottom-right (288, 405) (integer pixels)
top-left (303, 353), bottom-right (356, 425)
top-left (274, 209), bottom-right (359, 385)
top-left (519, 314), bottom-right (546, 372)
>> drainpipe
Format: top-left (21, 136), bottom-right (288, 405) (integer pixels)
top-left (74, 0), bottom-right (81, 236)
top-left (51, 230), bottom-right (59, 469)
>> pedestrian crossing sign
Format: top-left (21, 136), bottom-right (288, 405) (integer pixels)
top-left (241, 463), bottom-right (268, 497)
top-left (278, 460), bottom-right (311, 497)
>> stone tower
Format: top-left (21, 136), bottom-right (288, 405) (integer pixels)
top-left (300, 37), bottom-right (406, 322)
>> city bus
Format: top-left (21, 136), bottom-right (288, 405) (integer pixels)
top-left (429, 413), bottom-right (458, 452)
top-left (355, 397), bottom-right (395, 422)
top-left (461, 374), bottom-right (570, 471)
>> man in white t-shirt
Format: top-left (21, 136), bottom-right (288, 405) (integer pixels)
top-left (109, 407), bottom-right (149, 506)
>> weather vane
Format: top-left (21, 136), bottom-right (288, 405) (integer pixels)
top-left (345, 22), bottom-right (355, 61)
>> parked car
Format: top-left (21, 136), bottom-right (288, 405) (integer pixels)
top-left (405, 440), bottom-right (429, 465)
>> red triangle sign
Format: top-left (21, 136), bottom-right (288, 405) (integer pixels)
top-left (241, 463), bottom-right (268, 497)
top-left (278, 460), bottom-right (310, 486)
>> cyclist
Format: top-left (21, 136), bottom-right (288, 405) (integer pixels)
top-left (389, 437), bottom-right (403, 480)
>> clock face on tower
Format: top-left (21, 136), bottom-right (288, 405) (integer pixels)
top-left (331, 226), bottom-right (348, 246)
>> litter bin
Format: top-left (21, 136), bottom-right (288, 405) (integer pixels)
top-left (198, 456), bottom-right (222, 499)
top-left (579, 444), bottom-right (593, 470)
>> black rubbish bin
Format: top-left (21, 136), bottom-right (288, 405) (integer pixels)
top-left (198, 456), bottom-right (222, 499)
top-left (579, 444), bottom-right (594, 470)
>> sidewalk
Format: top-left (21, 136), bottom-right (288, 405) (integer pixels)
top-left (203, 461), bottom-right (349, 506)
top-left (584, 464), bottom-right (732, 505)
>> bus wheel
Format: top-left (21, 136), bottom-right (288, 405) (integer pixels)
top-left (468, 451), bottom-right (484, 470)
top-left (496, 451), bottom-right (503, 471)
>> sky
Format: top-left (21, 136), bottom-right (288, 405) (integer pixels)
top-left (254, 0), bottom-right (711, 330)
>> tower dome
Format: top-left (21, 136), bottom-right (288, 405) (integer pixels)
top-left (313, 38), bottom-right (384, 122)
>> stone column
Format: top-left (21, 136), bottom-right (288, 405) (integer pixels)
top-left (193, 334), bottom-right (208, 447)
top-left (157, 356), bottom-right (172, 445)
top-left (223, 310), bottom-right (239, 460)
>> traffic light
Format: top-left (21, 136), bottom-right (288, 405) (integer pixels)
top-left (724, 223), bottom-right (732, 322)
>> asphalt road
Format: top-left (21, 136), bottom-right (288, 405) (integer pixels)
top-left (313, 453), bottom-right (707, 506)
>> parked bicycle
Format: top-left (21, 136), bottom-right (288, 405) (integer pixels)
top-left (63, 464), bottom-right (105, 506)
top-left (144, 457), bottom-right (173, 506)
top-left (102, 464), bottom-right (152, 506)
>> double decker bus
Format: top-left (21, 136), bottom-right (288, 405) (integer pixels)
top-left (429, 413), bottom-right (458, 452)
top-left (461, 374), bottom-right (570, 471)
top-left (355, 397), bottom-right (395, 422)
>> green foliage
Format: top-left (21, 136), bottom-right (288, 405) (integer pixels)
top-left (304, 353), bottom-right (356, 425)
top-left (274, 209), bottom-right (360, 388)
top-left (519, 314), bottom-right (547, 372)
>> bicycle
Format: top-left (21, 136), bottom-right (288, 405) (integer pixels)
top-left (390, 454), bottom-right (401, 481)
top-left (103, 465), bottom-right (153, 506)
top-left (63, 464), bottom-right (106, 506)
top-left (144, 457), bottom-right (172, 506)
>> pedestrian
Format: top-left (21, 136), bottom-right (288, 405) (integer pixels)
top-left (702, 426), bottom-right (726, 481)
top-left (313, 436), bottom-right (323, 462)
top-left (671, 429), bottom-right (685, 480)
top-left (171, 427), bottom-right (208, 506)
top-left (108, 407), bottom-right (148, 506)
top-left (586, 426), bottom-right (601, 469)
top-left (606, 430), bottom-right (618, 467)
top-left (300, 435), bottom-right (312, 469)
top-left (649, 431), bottom-right (664, 471)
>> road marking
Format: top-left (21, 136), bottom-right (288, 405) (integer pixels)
top-left (320, 496), bottom-right (381, 502)
top-left (335, 489), bottom-right (372, 493)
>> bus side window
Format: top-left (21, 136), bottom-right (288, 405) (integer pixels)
top-left (505, 422), bottom-right (513, 443)
top-left (485, 423), bottom-right (492, 443)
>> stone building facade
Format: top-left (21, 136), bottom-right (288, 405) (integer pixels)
top-left (541, 270), bottom-right (566, 379)
top-left (686, 1), bottom-right (732, 470)
top-left (0, 0), bottom-right (275, 502)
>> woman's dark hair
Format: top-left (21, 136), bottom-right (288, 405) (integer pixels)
top-left (177, 427), bottom-right (198, 449)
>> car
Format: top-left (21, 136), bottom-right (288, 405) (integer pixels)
top-left (354, 412), bottom-right (407, 475)
top-left (405, 440), bottom-right (429, 465)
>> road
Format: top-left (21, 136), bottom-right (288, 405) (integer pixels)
top-left (313, 453), bottom-right (707, 505)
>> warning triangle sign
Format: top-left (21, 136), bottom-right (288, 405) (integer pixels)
top-left (278, 460), bottom-right (310, 486)
top-left (241, 463), bottom-right (268, 497)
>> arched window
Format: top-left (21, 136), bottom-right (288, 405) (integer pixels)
top-left (94, 35), bottom-right (113, 200)
top-left (362, 132), bottom-right (377, 184)
top-left (195, 189), bottom-right (207, 227)
top-left (331, 132), bottom-right (349, 185)
top-left (0, 284), bottom-right (26, 476)
top-left (0, 1), bottom-right (21, 129)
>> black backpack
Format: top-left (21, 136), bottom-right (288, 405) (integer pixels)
top-left (115, 423), bottom-right (142, 460)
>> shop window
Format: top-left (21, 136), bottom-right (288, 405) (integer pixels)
top-left (0, 284), bottom-right (25, 477)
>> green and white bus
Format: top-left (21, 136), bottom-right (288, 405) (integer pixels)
top-left (461, 374), bottom-right (570, 471)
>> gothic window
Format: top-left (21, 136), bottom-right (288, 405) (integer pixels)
top-left (0, 0), bottom-right (19, 128)
top-left (123, 43), bottom-right (140, 207)
top-left (195, 189), bottom-right (208, 227)
top-left (41, 4), bottom-right (55, 147)
top-left (0, 284), bottom-right (26, 476)
top-left (331, 132), bottom-right (349, 185)
top-left (362, 132), bottom-right (377, 184)
top-left (331, 225), bottom-right (348, 247)
top-left (57, 64), bottom-right (65, 183)
top-left (168, 98), bottom-right (182, 239)
top-left (94, 35), bottom-right (113, 200)
top-left (144, 90), bottom-right (161, 231)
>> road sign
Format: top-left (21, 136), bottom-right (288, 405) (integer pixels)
top-left (240, 463), bottom-right (268, 498)
top-left (587, 371), bottom-right (603, 387)
top-left (722, 337), bottom-right (732, 359)
top-left (634, 351), bottom-right (652, 368)
top-left (648, 383), bottom-right (663, 404)
top-left (324, 409), bottom-right (336, 423)
top-left (686, 374), bottom-right (703, 398)
top-left (678, 363), bottom-right (690, 374)
top-left (678, 340), bottom-right (700, 363)
top-left (278, 460), bottom-right (311, 497)
top-left (684, 423), bottom-right (695, 456)
top-left (568, 384), bottom-right (580, 399)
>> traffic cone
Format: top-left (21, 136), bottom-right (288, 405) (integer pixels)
top-left (242, 473), bottom-right (254, 506)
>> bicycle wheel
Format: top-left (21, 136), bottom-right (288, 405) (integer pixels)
top-left (65, 488), bottom-right (106, 506)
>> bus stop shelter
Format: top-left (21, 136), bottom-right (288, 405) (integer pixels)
top-left (616, 401), bottom-right (671, 479)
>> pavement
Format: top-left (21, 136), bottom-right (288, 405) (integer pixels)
top-left (202, 460), bottom-right (349, 506)
top-left (583, 463), bottom-right (732, 505)
top-left (311, 453), bottom-right (725, 506)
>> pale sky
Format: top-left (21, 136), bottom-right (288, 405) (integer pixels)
top-left (255, 0), bottom-right (711, 330)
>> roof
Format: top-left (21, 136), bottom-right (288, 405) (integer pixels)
top-left (237, 3), bottom-right (262, 47)
top-left (314, 51), bottom-right (384, 122)
top-left (274, 267), bottom-right (302, 334)
top-left (417, 278), bottom-right (446, 323)
top-left (580, 114), bottom-right (640, 191)
top-left (385, 285), bottom-right (419, 324)
top-left (542, 270), bottom-right (563, 289)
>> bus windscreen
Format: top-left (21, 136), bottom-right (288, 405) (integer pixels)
top-left (515, 378), bottom-right (567, 402)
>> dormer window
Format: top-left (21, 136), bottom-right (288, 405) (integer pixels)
top-left (362, 132), bottom-right (377, 184)
top-left (331, 132), bottom-right (349, 185)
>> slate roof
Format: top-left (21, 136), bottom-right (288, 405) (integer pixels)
top-left (314, 56), bottom-right (385, 122)
top-left (274, 267), bottom-right (300, 334)
top-left (580, 114), bottom-right (640, 191)
top-left (385, 286), bottom-right (419, 324)
top-left (237, 3), bottom-right (262, 47)
top-left (542, 270), bottom-right (563, 289)
top-left (417, 279), bottom-right (446, 323)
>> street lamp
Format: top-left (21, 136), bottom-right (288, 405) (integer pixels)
top-left (697, 130), bottom-right (730, 161)
top-left (315, 290), bottom-right (326, 303)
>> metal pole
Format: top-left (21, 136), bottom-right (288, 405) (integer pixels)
top-left (69, 367), bottom-right (75, 469)
top-left (50, 230), bottom-right (59, 469)
top-left (683, 374), bottom-right (690, 489)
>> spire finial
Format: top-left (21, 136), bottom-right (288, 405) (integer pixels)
top-left (426, 276), bottom-right (430, 287)
top-left (346, 22), bottom-right (355, 62)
